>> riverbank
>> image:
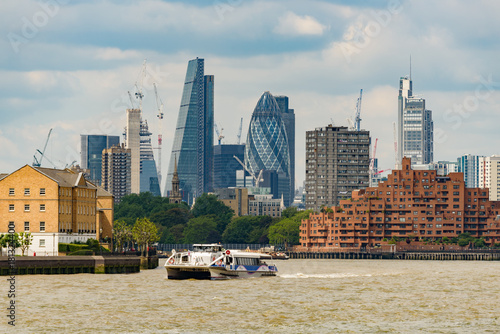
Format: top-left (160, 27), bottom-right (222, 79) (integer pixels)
top-left (0, 255), bottom-right (159, 275)
top-left (288, 250), bottom-right (500, 261)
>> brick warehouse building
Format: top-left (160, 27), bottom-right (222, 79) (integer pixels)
top-left (299, 158), bottom-right (500, 250)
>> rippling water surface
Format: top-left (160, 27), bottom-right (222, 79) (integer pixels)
top-left (2, 259), bottom-right (499, 333)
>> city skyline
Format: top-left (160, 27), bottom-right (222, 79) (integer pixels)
top-left (1, 1), bottom-right (499, 192)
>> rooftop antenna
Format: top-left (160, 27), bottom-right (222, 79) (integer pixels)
top-left (409, 54), bottom-right (412, 81)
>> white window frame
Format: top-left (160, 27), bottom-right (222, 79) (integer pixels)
top-left (40, 221), bottom-right (45, 232)
top-left (24, 221), bottom-right (30, 232)
top-left (24, 204), bottom-right (30, 212)
top-left (9, 204), bottom-right (14, 212)
top-left (24, 188), bottom-right (30, 196)
top-left (40, 204), bottom-right (46, 212)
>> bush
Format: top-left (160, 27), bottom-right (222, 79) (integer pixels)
top-left (58, 243), bottom-right (70, 253)
top-left (67, 250), bottom-right (94, 256)
top-left (67, 244), bottom-right (89, 253)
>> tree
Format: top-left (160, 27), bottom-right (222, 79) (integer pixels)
top-left (113, 220), bottom-right (133, 252)
top-left (0, 233), bottom-right (21, 254)
top-left (18, 232), bottom-right (33, 256)
top-left (149, 207), bottom-right (191, 229)
top-left (132, 218), bottom-right (159, 256)
top-left (268, 210), bottom-right (313, 247)
top-left (282, 207), bottom-right (298, 219)
top-left (183, 216), bottom-right (219, 244)
top-left (168, 224), bottom-right (185, 243)
top-left (191, 193), bottom-right (234, 234)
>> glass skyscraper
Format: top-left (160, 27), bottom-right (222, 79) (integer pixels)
top-left (80, 134), bottom-right (120, 184)
top-left (245, 91), bottom-right (291, 206)
top-left (213, 144), bottom-right (245, 189)
top-left (165, 58), bottom-right (214, 203)
top-left (398, 76), bottom-right (433, 166)
top-left (274, 95), bottom-right (295, 200)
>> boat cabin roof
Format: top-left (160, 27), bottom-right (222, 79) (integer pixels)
top-left (227, 251), bottom-right (272, 259)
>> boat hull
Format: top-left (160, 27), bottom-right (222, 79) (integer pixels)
top-left (209, 265), bottom-right (277, 279)
top-left (166, 266), bottom-right (211, 280)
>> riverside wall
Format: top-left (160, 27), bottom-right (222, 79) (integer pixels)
top-left (289, 251), bottom-right (500, 261)
top-left (0, 255), bottom-right (160, 275)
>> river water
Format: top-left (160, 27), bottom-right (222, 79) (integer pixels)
top-left (3, 259), bottom-right (499, 333)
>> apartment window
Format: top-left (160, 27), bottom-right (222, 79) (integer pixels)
top-left (40, 188), bottom-right (46, 196)
top-left (40, 204), bottom-right (46, 212)
top-left (40, 222), bottom-right (45, 232)
top-left (24, 204), bottom-right (30, 212)
top-left (39, 239), bottom-right (45, 247)
top-left (24, 222), bottom-right (29, 231)
top-left (24, 188), bottom-right (30, 196)
top-left (9, 204), bottom-right (14, 212)
top-left (9, 188), bottom-right (14, 196)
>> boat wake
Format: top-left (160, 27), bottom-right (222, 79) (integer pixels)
top-left (279, 273), bottom-right (372, 279)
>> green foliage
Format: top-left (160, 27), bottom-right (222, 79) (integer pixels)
top-left (67, 244), bottom-right (88, 253)
top-left (58, 243), bottom-right (69, 253)
top-left (113, 220), bottom-right (133, 252)
top-left (150, 207), bottom-right (191, 229)
top-left (183, 216), bottom-right (219, 244)
top-left (268, 210), bottom-right (313, 246)
top-left (0, 233), bottom-right (21, 249)
top-left (168, 224), bottom-right (185, 243)
top-left (132, 217), bottom-right (159, 256)
top-left (191, 193), bottom-right (234, 234)
top-left (282, 207), bottom-right (298, 219)
top-left (68, 250), bottom-right (94, 256)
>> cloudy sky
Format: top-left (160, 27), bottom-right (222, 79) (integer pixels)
top-left (1, 0), bottom-right (499, 192)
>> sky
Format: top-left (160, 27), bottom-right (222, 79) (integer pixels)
top-left (1, 0), bottom-right (499, 192)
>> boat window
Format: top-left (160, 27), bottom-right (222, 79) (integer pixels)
top-left (182, 255), bottom-right (189, 263)
top-left (235, 257), bottom-right (259, 266)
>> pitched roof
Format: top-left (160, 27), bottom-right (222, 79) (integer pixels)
top-left (0, 173), bottom-right (8, 181)
top-left (34, 167), bottom-right (91, 188)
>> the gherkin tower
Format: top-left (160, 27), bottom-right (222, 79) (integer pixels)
top-left (244, 91), bottom-right (291, 206)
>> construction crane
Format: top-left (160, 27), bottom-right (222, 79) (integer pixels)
top-left (236, 117), bottom-right (243, 144)
top-left (214, 123), bottom-right (224, 145)
top-left (374, 169), bottom-right (390, 176)
top-left (369, 138), bottom-right (378, 180)
top-left (127, 91), bottom-right (136, 109)
top-left (355, 89), bottom-right (363, 131)
top-left (134, 60), bottom-right (147, 110)
top-left (153, 82), bottom-right (164, 188)
top-left (233, 155), bottom-right (263, 187)
top-left (32, 128), bottom-right (53, 167)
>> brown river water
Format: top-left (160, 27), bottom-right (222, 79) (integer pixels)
top-left (2, 259), bottom-right (499, 333)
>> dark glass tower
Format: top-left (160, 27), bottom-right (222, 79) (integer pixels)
top-left (245, 91), bottom-right (291, 206)
top-left (274, 96), bottom-right (295, 200)
top-left (213, 144), bottom-right (245, 189)
top-left (165, 58), bottom-right (214, 203)
top-left (80, 134), bottom-right (120, 184)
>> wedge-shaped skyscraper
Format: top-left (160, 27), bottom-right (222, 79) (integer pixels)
top-left (245, 91), bottom-right (291, 206)
top-left (165, 58), bottom-right (214, 203)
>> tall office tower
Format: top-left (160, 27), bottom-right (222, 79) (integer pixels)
top-left (397, 76), bottom-right (433, 166)
top-left (479, 155), bottom-right (500, 201)
top-left (165, 58), bottom-right (214, 203)
top-left (305, 125), bottom-right (370, 211)
top-left (274, 95), bottom-right (295, 199)
top-left (244, 91), bottom-right (291, 206)
top-left (126, 108), bottom-right (141, 193)
top-left (458, 154), bottom-right (484, 188)
top-left (80, 134), bottom-right (119, 184)
top-left (213, 144), bottom-right (245, 189)
top-left (102, 144), bottom-right (131, 203)
top-left (139, 120), bottom-right (161, 196)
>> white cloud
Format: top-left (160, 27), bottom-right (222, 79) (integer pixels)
top-left (273, 11), bottom-right (326, 36)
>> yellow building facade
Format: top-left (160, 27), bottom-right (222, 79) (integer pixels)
top-left (0, 165), bottom-right (114, 255)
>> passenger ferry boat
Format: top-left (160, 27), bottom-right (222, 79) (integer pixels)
top-left (165, 244), bottom-right (225, 279)
top-left (209, 250), bottom-right (278, 279)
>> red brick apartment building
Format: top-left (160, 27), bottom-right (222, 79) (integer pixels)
top-left (299, 158), bottom-right (500, 250)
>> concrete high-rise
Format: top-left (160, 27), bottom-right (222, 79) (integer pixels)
top-left (80, 134), bottom-right (119, 184)
top-left (274, 95), bottom-right (295, 201)
top-left (245, 91), bottom-right (291, 206)
top-left (102, 144), bottom-right (131, 203)
top-left (397, 76), bottom-right (433, 166)
top-left (165, 58), bottom-right (214, 203)
top-left (126, 109), bottom-right (141, 193)
top-left (479, 155), bottom-right (500, 201)
top-left (305, 125), bottom-right (370, 211)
